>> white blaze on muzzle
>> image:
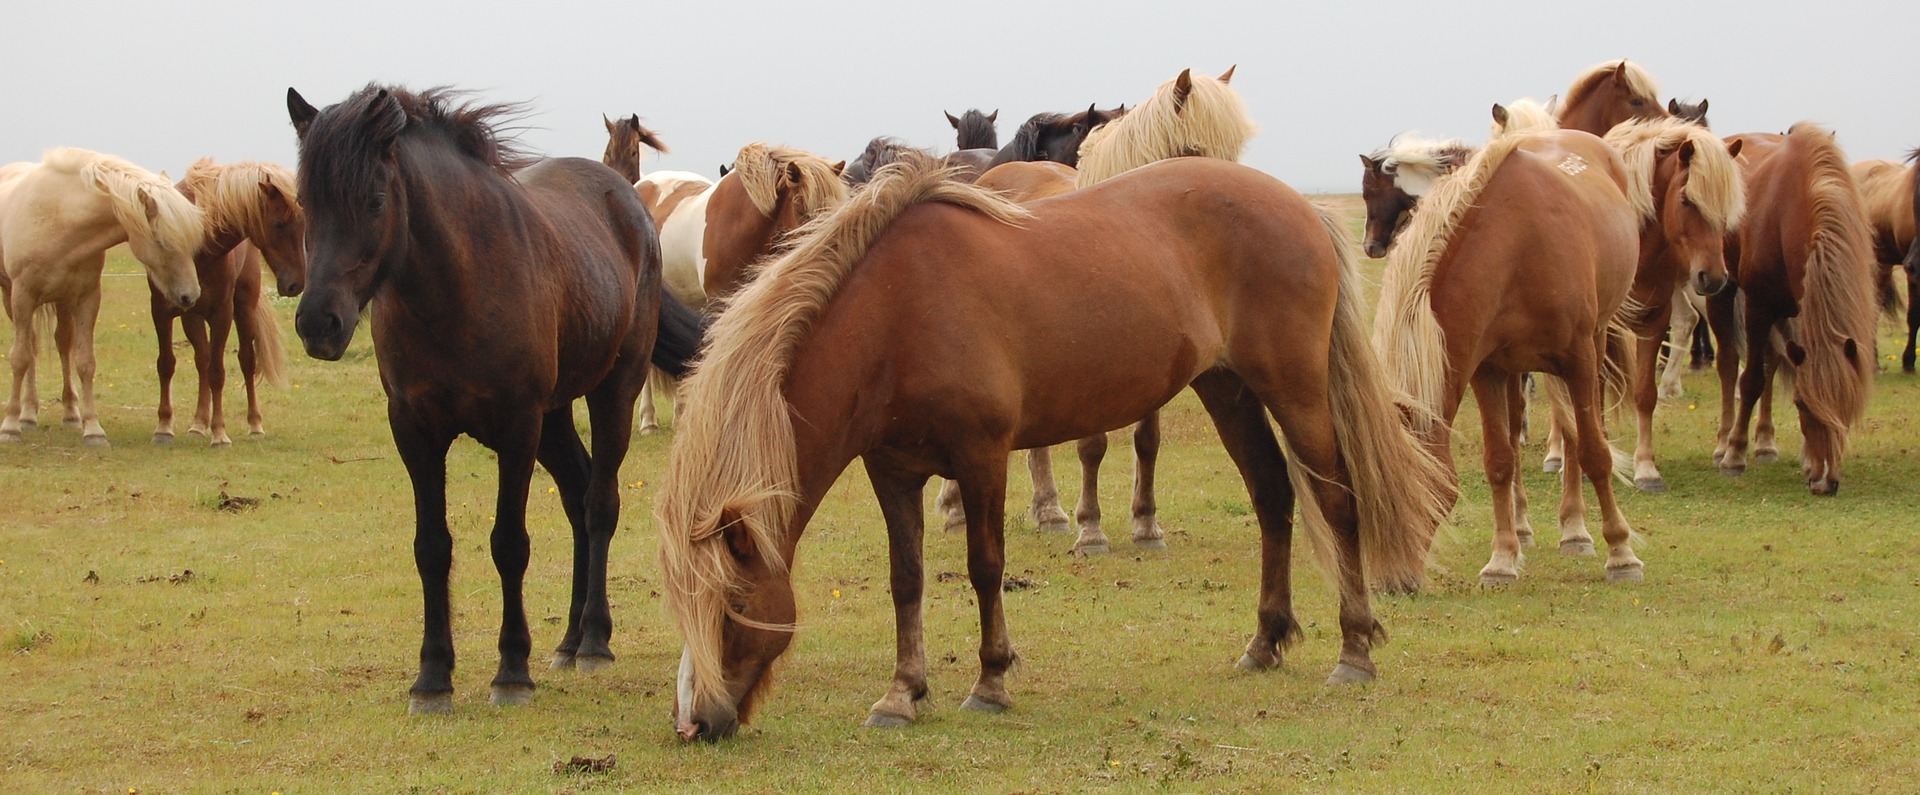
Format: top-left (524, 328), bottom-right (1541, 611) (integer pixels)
top-left (676, 646), bottom-right (697, 737)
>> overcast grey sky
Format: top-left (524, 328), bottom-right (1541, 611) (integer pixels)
top-left (4, 1), bottom-right (1916, 193)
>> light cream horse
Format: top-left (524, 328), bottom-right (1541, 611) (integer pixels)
top-left (0, 148), bottom-right (203, 445)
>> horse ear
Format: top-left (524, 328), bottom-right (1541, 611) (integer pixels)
top-left (1614, 61), bottom-right (1630, 81)
top-left (259, 177), bottom-right (285, 206)
top-left (717, 511), bottom-right (758, 564)
top-left (1360, 153), bottom-right (1376, 170)
top-left (1491, 103), bottom-right (1510, 127)
top-left (1667, 99), bottom-right (1681, 115)
top-left (627, 113), bottom-right (640, 129)
top-left (719, 164), bottom-right (731, 178)
top-left (1172, 68), bottom-right (1194, 114)
top-left (1544, 94), bottom-right (1560, 116)
top-left (603, 113), bottom-right (614, 133)
top-left (786, 162), bottom-right (804, 185)
top-left (946, 111), bottom-right (961, 129)
top-left (1726, 138), bottom-right (1744, 159)
top-left (1677, 139), bottom-right (1697, 167)
top-left (1843, 337), bottom-right (1861, 364)
top-left (988, 109), bottom-right (998, 124)
top-left (365, 88), bottom-right (406, 145)
top-left (1218, 64), bottom-right (1237, 84)
top-left (137, 188), bottom-right (162, 224)
top-left (1698, 98), bottom-right (1709, 114)
top-left (287, 88), bottom-right (319, 139)
top-left (831, 160), bottom-right (846, 176)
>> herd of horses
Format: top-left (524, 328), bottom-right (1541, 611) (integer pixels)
top-left (1, 58), bottom-right (1914, 744)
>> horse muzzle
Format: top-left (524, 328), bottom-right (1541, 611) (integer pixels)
top-left (294, 304), bottom-right (357, 361)
top-left (1363, 239), bottom-right (1390, 259)
top-left (1691, 270), bottom-right (1729, 297)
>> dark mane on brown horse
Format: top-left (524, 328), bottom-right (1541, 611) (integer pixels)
top-left (985, 105), bottom-right (1126, 168)
top-left (294, 86), bottom-right (534, 211)
top-left (947, 108), bottom-right (999, 150)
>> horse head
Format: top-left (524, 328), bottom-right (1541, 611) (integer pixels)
top-left (667, 501), bottom-right (801, 742)
top-left (1558, 59), bottom-right (1667, 135)
top-left (1358, 153), bottom-right (1414, 259)
top-left (1656, 134), bottom-right (1745, 297)
top-left (1669, 98), bottom-right (1710, 129)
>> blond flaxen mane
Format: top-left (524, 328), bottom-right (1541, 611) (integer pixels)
top-left (179, 158), bottom-right (300, 242)
top-left (1371, 135), bottom-right (1474, 197)
top-left (43, 147), bottom-right (204, 256)
top-left (1785, 123), bottom-right (1877, 443)
top-left (730, 143), bottom-right (849, 221)
top-left (657, 154), bottom-right (1031, 705)
top-left (1604, 117), bottom-right (1745, 231)
top-left (1491, 97), bottom-right (1560, 139)
top-left (1559, 59), bottom-right (1661, 122)
top-left (1076, 67), bottom-right (1256, 187)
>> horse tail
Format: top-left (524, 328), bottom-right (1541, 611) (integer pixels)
top-left (1600, 299), bottom-right (1641, 418)
top-left (650, 290), bottom-right (705, 379)
top-left (1787, 123), bottom-right (1877, 450)
top-left (657, 153), bottom-right (1032, 707)
top-left (250, 287), bottom-right (290, 389)
top-left (1304, 206), bottom-right (1455, 593)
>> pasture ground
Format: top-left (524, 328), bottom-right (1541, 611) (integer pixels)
top-left (4, 205), bottom-right (1919, 792)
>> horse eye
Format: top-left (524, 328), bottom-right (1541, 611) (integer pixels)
top-left (369, 193), bottom-right (387, 213)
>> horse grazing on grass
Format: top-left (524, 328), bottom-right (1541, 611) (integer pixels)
top-left (0, 148), bottom-right (203, 446)
top-left (1710, 124), bottom-right (1876, 495)
top-left (1375, 128), bottom-right (1647, 584)
top-left (286, 84), bottom-right (702, 714)
top-left (1359, 135), bottom-right (1474, 258)
top-left (1852, 154), bottom-right (1918, 369)
top-left (658, 154), bottom-right (1453, 742)
top-left (1556, 59), bottom-right (1668, 135)
top-left (600, 113), bottom-right (669, 184)
top-left (946, 108), bottom-right (998, 150)
top-left (981, 104), bottom-right (1128, 170)
top-left (1601, 119), bottom-right (1745, 493)
top-left (152, 158), bottom-right (307, 447)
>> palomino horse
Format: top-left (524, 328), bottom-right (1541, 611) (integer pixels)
top-left (600, 113), bottom-right (669, 184)
top-left (152, 158), bottom-right (307, 447)
top-left (1712, 124), bottom-right (1876, 495)
top-left (980, 104), bottom-right (1127, 170)
top-left (658, 154), bottom-right (1453, 741)
top-left (1852, 155), bottom-right (1917, 368)
top-left (946, 108), bottom-right (998, 150)
top-left (286, 84), bottom-right (701, 714)
top-left (1602, 119), bottom-right (1745, 493)
top-left (0, 148), bottom-right (203, 446)
top-left (1555, 59), bottom-right (1668, 135)
top-left (1375, 128), bottom-right (1647, 584)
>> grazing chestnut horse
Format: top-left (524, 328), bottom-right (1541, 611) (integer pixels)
top-left (1852, 155), bottom-right (1918, 369)
top-left (1712, 124), bottom-right (1876, 495)
top-left (946, 108), bottom-right (999, 150)
top-left (658, 155), bottom-right (1452, 741)
top-left (1375, 128), bottom-right (1647, 584)
top-left (1358, 135), bottom-right (1474, 258)
top-left (0, 148), bottom-right (203, 446)
top-left (1555, 59), bottom-right (1668, 135)
top-left (286, 84), bottom-right (700, 714)
top-left (599, 113), bottom-right (668, 184)
top-left (152, 158), bottom-right (307, 447)
top-left (1601, 119), bottom-right (1745, 493)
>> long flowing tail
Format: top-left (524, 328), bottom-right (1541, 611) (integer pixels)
top-left (1303, 207), bottom-right (1456, 592)
top-left (651, 290), bottom-right (706, 379)
top-left (250, 288), bottom-right (290, 389)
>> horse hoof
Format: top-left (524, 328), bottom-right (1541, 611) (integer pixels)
top-left (0, 431), bottom-right (20, 443)
top-left (1235, 653), bottom-right (1279, 672)
top-left (1132, 537), bottom-right (1168, 551)
top-left (1072, 542), bottom-right (1110, 557)
top-left (1479, 570), bottom-right (1518, 586)
top-left (1541, 458), bottom-right (1563, 473)
top-left (1516, 530), bottom-right (1536, 548)
top-left (1036, 518), bottom-right (1071, 534)
top-left (81, 435), bottom-right (110, 449)
top-left (63, 418), bottom-right (82, 430)
top-left (1754, 450), bottom-right (1779, 464)
top-left (1606, 565), bottom-right (1645, 584)
top-left (152, 432), bottom-right (174, 445)
top-left (575, 655), bottom-right (615, 674)
top-left (959, 695), bottom-right (1009, 714)
top-left (1809, 480), bottom-right (1838, 497)
top-left (1560, 539), bottom-right (1597, 557)
top-left (16, 419), bottom-right (36, 431)
top-left (1719, 465), bottom-right (1745, 477)
top-left (638, 425), bottom-right (659, 436)
top-left (1325, 662), bottom-right (1375, 685)
top-left (490, 684), bottom-right (534, 707)
top-left (863, 711), bottom-right (914, 729)
top-left (210, 438), bottom-right (232, 449)
top-left (549, 653), bottom-right (576, 671)
top-left (187, 426), bottom-right (208, 437)
top-left (408, 692), bottom-right (454, 716)
top-left (1634, 477), bottom-right (1667, 494)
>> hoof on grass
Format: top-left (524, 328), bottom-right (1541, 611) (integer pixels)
top-left (1072, 542), bottom-right (1110, 557)
top-left (16, 419), bottom-right (36, 431)
top-left (1541, 457), bottom-right (1563, 473)
top-left (408, 692), bottom-right (454, 716)
top-left (1606, 565), bottom-right (1645, 584)
top-left (1718, 464), bottom-right (1745, 477)
top-left (1560, 539), bottom-right (1597, 557)
top-left (575, 655), bottom-right (615, 674)
top-left (152, 432), bottom-right (174, 445)
top-left (490, 684), bottom-right (534, 707)
top-left (1479, 570), bottom-right (1518, 586)
top-left (1634, 477), bottom-right (1667, 494)
top-left (1235, 652), bottom-right (1279, 672)
top-left (1036, 517), bottom-right (1071, 534)
top-left (863, 711), bottom-right (914, 729)
top-left (959, 695), bottom-right (1009, 714)
top-left (81, 434), bottom-right (110, 449)
top-left (1754, 449), bottom-right (1779, 464)
top-left (549, 652), bottom-right (575, 671)
top-left (63, 418), bottom-right (83, 430)
top-left (0, 431), bottom-right (21, 443)
top-left (1132, 537), bottom-right (1168, 551)
top-left (1325, 662), bottom-right (1374, 685)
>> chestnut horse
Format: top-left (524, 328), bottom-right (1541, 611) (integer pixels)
top-left (1375, 128), bottom-right (1647, 584)
top-left (152, 158), bottom-right (307, 446)
top-left (1555, 59), bottom-right (1668, 135)
top-left (1852, 155), bottom-right (1918, 369)
top-left (599, 113), bottom-right (668, 184)
top-left (1712, 124), bottom-right (1876, 495)
top-left (286, 84), bottom-right (701, 714)
top-left (0, 148), bottom-right (203, 446)
top-left (699, 143), bottom-right (848, 301)
top-left (658, 155), bottom-right (1452, 741)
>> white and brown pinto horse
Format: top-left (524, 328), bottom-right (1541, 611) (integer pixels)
top-left (0, 148), bottom-right (203, 445)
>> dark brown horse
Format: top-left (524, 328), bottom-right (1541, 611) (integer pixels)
top-left (153, 159), bottom-right (307, 446)
top-left (286, 84), bottom-right (701, 714)
top-left (1358, 136), bottom-right (1475, 258)
top-left (1668, 98), bottom-right (1710, 127)
top-left (600, 113), bottom-right (668, 184)
top-left (1711, 124), bottom-right (1876, 495)
top-left (946, 108), bottom-right (998, 150)
top-left (981, 104), bottom-right (1126, 170)
top-left (658, 155), bottom-right (1452, 742)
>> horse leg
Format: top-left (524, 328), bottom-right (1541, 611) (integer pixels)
top-left (391, 416), bottom-right (457, 715)
top-left (1025, 446), bottom-right (1071, 532)
top-left (566, 365), bottom-right (648, 671)
top-left (1129, 413), bottom-right (1166, 549)
top-left (151, 296), bottom-right (178, 444)
top-left (1473, 369), bottom-right (1525, 584)
top-left (1505, 376), bottom-right (1535, 547)
top-left (537, 406), bottom-right (595, 672)
top-left (954, 451), bottom-right (1017, 713)
top-left (1692, 315), bottom-right (1715, 369)
top-left (201, 309), bottom-right (235, 447)
top-left (1632, 304), bottom-right (1672, 492)
top-left (1905, 264), bottom-right (1920, 373)
top-left (1, 290), bottom-right (37, 441)
top-left (1071, 432), bottom-right (1110, 555)
top-left (1659, 288), bottom-right (1695, 398)
top-left (935, 478), bottom-right (966, 533)
top-left (1707, 287), bottom-right (1743, 465)
top-left (1188, 371), bottom-right (1298, 670)
top-left (862, 458), bottom-right (933, 728)
top-left (483, 424), bottom-right (542, 706)
top-left (52, 303), bottom-right (80, 430)
top-left (636, 369), bottom-right (660, 434)
top-left (180, 314), bottom-right (213, 439)
top-left (1565, 348), bottom-right (1643, 582)
top-left (231, 296), bottom-right (265, 437)
top-left (1540, 403), bottom-right (1566, 473)
top-left (1548, 377), bottom-right (1596, 556)
top-left (65, 294), bottom-right (107, 446)
top-left (1723, 312), bottom-right (1774, 475)
top-left (1752, 353), bottom-right (1779, 464)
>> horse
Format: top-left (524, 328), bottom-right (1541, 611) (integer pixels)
top-left (657, 154), bottom-right (1454, 742)
top-left (1711, 124), bottom-right (1876, 495)
top-left (1555, 59), bottom-right (1668, 135)
top-left (151, 158), bottom-right (307, 447)
top-left (972, 160), bottom-right (1075, 202)
top-left (600, 113), bottom-right (669, 184)
top-left (0, 148), bottom-right (204, 446)
top-left (1669, 98), bottom-right (1710, 127)
top-left (285, 84), bottom-right (702, 714)
top-left (1852, 155), bottom-right (1918, 368)
top-left (1491, 97), bottom-right (1560, 138)
top-left (1656, 103), bottom-right (1721, 397)
top-left (699, 143), bottom-right (848, 301)
top-left (981, 104), bottom-right (1127, 170)
top-left (630, 169), bottom-right (714, 433)
top-left (946, 108), bottom-right (998, 150)
top-left (1601, 119), bottom-right (1746, 493)
top-left (1374, 127), bottom-right (1648, 584)
top-left (1359, 135), bottom-right (1474, 258)
top-left (844, 136), bottom-right (993, 186)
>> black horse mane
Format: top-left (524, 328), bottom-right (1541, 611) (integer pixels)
top-left (953, 109), bottom-right (998, 150)
top-left (300, 84), bottom-right (537, 207)
top-left (1002, 112), bottom-right (1071, 162)
top-left (846, 136), bottom-right (933, 184)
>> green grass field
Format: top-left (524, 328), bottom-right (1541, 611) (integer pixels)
top-left (5, 209), bottom-right (1919, 792)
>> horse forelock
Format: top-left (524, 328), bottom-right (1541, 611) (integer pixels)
top-left (1005, 112), bottom-right (1070, 161)
top-left (1560, 59), bottom-right (1662, 120)
top-left (185, 159), bottom-right (301, 241)
top-left (730, 143), bottom-right (849, 220)
top-left (657, 153), bottom-right (1030, 706)
top-left (44, 147), bottom-right (206, 256)
top-left (1606, 118), bottom-right (1745, 231)
top-left (1075, 70), bottom-right (1256, 187)
top-left (299, 84), bottom-right (534, 213)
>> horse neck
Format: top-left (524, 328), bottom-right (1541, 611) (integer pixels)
top-left (388, 139), bottom-right (543, 305)
top-left (40, 172), bottom-right (133, 258)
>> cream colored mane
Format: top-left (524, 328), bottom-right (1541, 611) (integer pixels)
top-left (43, 147), bottom-right (204, 255)
top-left (1787, 122), bottom-right (1877, 443)
top-left (1373, 135), bottom-right (1473, 197)
top-left (1604, 117), bottom-right (1746, 231)
top-left (1491, 97), bottom-right (1560, 139)
top-left (1560, 59), bottom-right (1662, 121)
top-left (730, 143), bottom-right (849, 221)
top-left (1076, 67), bottom-right (1257, 187)
top-left (657, 154), bottom-right (1031, 705)
top-left (179, 158), bottom-right (300, 241)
